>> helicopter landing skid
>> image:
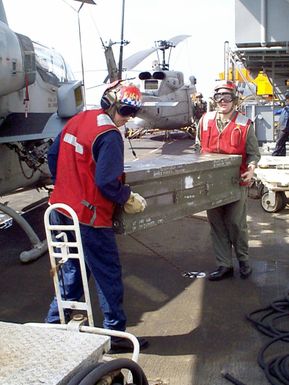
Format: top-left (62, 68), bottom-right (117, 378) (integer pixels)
top-left (0, 202), bottom-right (47, 263)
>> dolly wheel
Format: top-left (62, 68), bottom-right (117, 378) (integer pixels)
top-left (261, 191), bottom-right (287, 213)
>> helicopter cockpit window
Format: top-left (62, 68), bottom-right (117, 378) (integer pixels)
top-left (33, 42), bottom-right (73, 85)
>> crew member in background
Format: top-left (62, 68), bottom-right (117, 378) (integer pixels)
top-left (193, 92), bottom-right (207, 123)
top-left (45, 81), bottom-right (149, 353)
top-left (272, 91), bottom-right (289, 156)
top-left (197, 80), bottom-right (261, 281)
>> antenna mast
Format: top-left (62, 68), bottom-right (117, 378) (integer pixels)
top-left (156, 40), bottom-right (175, 70)
top-left (118, 0), bottom-right (125, 79)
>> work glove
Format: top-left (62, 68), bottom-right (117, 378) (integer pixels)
top-left (124, 192), bottom-right (147, 214)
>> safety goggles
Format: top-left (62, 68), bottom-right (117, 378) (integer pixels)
top-left (117, 105), bottom-right (140, 118)
top-left (213, 92), bottom-right (234, 103)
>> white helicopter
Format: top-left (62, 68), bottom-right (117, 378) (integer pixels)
top-left (0, 0), bottom-right (85, 262)
top-left (104, 35), bottom-right (198, 139)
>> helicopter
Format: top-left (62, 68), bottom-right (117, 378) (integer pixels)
top-left (0, 0), bottom-right (84, 262)
top-left (103, 35), bottom-right (198, 139)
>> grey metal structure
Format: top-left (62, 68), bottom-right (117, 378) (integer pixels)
top-left (235, 0), bottom-right (289, 94)
top-left (0, 1), bottom-right (83, 195)
top-left (0, 321), bottom-right (110, 385)
top-left (114, 153), bottom-right (242, 234)
top-left (0, 0), bottom-right (85, 262)
top-left (243, 103), bottom-right (275, 143)
top-left (234, 0), bottom-right (289, 143)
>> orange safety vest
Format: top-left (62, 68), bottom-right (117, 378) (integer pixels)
top-left (199, 111), bottom-right (251, 185)
top-left (49, 109), bottom-right (122, 227)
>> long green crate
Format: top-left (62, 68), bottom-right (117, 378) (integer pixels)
top-left (113, 153), bottom-right (242, 234)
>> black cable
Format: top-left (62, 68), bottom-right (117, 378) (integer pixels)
top-left (128, 137), bottom-right (137, 159)
top-left (221, 370), bottom-right (248, 385)
top-left (246, 295), bottom-right (289, 339)
top-left (66, 358), bottom-right (149, 385)
top-left (66, 363), bottom-right (103, 385)
top-left (247, 293), bottom-right (289, 384)
top-left (257, 333), bottom-right (289, 385)
top-left (246, 306), bottom-right (277, 337)
top-left (78, 358), bottom-right (148, 385)
top-left (271, 313), bottom-right (289, 336)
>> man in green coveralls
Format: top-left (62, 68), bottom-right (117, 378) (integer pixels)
top-left (198, 80), bottom-right (261, 281)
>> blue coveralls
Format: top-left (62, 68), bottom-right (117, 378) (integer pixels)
top-left (46, 129), bottom-right (130, 331)
top-left (272, 105), bottom-right (289, 156)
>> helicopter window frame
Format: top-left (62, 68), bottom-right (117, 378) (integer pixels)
top-left (144, 79), bottom-right (159, 91)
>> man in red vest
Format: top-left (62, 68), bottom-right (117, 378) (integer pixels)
top-left (198, 80), bottom-right (260, 281)
top-left (45, 81), bottom-right (148, 353)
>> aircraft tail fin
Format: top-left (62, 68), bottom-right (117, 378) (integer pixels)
top-left (103, 43), bottom-right (119, 83)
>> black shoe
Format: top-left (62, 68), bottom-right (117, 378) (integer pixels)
top-left (239, 261), bottom-right (252, 279)
top-left (108, 336), bottom-right (149, 354)
top-left (208, 266), bottom-right (234, 281)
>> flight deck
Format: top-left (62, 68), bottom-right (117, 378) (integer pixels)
top-left (1, 132), bottom-right (289, 385)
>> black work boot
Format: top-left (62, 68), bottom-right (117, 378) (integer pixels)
top-left (208, 266), bottom-right (234, 281)
top-left (239, 261), bottom-right (252, 279)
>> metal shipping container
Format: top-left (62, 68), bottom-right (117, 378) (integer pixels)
top-left (114, 153), bottom-right (242, 234)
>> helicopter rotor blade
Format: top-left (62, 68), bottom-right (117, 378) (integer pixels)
top-left (166, 34), bottom-right (191, 46)
top-left (123, 47), bottom-right (158, 71)
top-left (122, 35), bottom-right (191, 71)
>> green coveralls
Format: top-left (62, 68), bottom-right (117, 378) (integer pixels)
top-left (203, 114), bottom-right (261, 268)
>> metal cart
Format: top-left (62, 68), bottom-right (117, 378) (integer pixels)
top-left (253, 156), bottom-right (289, 213)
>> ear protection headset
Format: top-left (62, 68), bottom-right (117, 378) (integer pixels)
top-left (101, 80), bottom-right (123, 110)
top-left (101, 81), bottom-right (142, 113)
top-left (101, 91), bottom-right (115, 110)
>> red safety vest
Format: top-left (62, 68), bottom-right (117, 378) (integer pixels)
top-left (199, 111), bottom-right (251, 185)
top-left (49, 109), bottom-right (122, 227)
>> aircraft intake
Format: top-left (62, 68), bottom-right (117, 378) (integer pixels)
top-left (153, 71), bottom-right (166, 80)
top-left (139, 71), bottom-right (152, 80)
